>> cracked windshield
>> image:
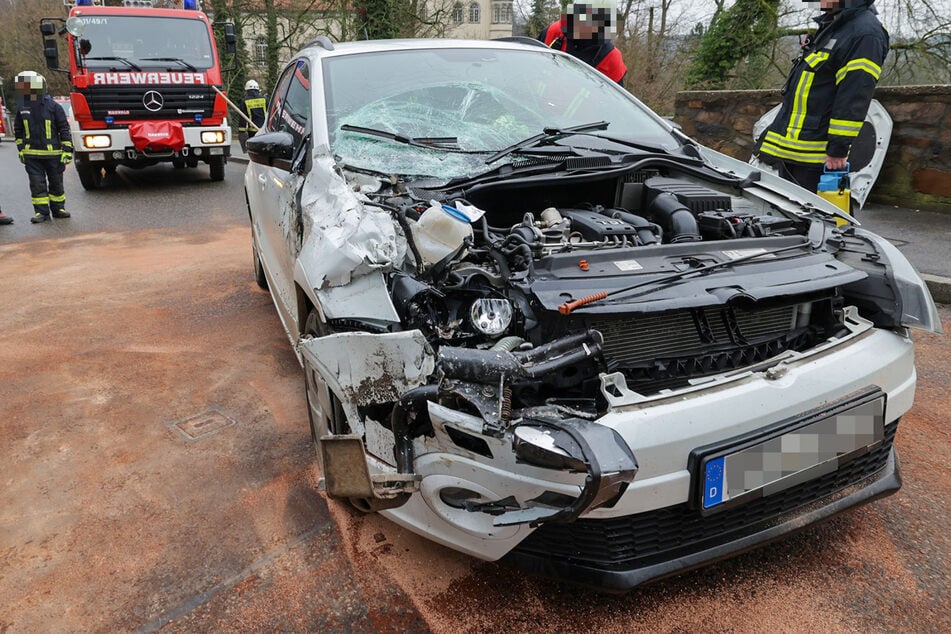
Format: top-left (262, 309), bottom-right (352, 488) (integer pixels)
top-left (323, 48), bottom-right (676, 179)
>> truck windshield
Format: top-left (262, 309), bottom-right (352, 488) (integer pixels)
top-left (76, 15), bottom-right (214, 70)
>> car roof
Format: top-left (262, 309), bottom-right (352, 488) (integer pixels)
top-left (296, 37), bottom-right (551, 61)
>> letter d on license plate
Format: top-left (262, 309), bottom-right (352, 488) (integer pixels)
top-left (698, 391), bottom-right (885, 514)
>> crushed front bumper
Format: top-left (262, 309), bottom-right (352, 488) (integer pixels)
top-left (506, 442), bottom-right (900, 591)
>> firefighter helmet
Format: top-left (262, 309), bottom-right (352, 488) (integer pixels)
top-left (15, 71), bottom-right (47, 95)
top-left (245, 80), bottom-right (260, 91)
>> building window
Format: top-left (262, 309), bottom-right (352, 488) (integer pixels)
top-left (254, 36), bottom-right (267, 65)
top-left (468, 2), bottom-right (480, 24)
top-left (452, 2), bottom-right (463, 24)
top-left (491, 2), bottom-right (512, 24)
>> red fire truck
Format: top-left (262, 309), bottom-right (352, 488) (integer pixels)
top-left (41, 0), bottom-right (236, 189)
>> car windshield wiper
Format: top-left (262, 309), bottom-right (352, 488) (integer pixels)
top-left (340, 124), bottom-right (482, 153)
top-left (84, 56), bottom-right (142, 71)
top-left (484, 121), bottom-right (610, 165)
top-left (140, 57), bottom-right (198, 71)
top-left (566, 131), bottom-right (688, 157)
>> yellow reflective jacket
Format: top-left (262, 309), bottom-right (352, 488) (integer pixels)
top-left (14, 95), bottom-right (73, 158)
top-left (757, 2), bottom-right (889, 165)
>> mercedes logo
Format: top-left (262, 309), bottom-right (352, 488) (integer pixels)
top-left (143, 90), bottom-right (164, 112)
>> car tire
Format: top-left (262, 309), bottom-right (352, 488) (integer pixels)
top-left (76, 163), bottom-right (104, 190)
top-left (252, 235), bottom-right (268, 290)
top-left (303, 309), bottom-right (347, 444)
top-left (209, 155), bottom-right (225, 181)
top-left (301, 310), bottom-right (404, 512)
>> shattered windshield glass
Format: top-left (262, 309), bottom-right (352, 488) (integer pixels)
top-left (322, 48), bottom-right (676, 179)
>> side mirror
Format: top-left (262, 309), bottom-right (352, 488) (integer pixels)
top-left (224, 23), bottom-right (237, 55)
top-left (44, 39), bottom-right (60, 69)
top-left (246, 131), bottom-right (295, 166)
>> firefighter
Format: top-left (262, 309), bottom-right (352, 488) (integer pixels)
top-left (754, 0), bottom-right (889, 192)
top-left (238, 79), bottom-right (267, 152)
top-left (13, 71), bottom-right (73, 224)
top-left (539, 2), bottom-right (627, 85)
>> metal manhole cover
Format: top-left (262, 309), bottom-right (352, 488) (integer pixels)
top-left (167, 407), bottom-right (237, 441)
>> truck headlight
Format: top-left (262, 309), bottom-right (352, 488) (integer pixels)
top-left (201, 131), bottom-right (225, 144)
top-left (469, 298), bottom-right (513, 336)
top-left (83, 135), bottom-right (111, 149)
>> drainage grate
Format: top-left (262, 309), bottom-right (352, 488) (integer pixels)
top-left (167, 407), bottom-right (237, 441)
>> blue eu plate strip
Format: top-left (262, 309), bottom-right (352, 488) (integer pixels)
top-left (703, 456), bottom-right (725, 508)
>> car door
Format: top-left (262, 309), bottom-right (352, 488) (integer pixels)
top-left (246, 58), bottom-right (313, 340)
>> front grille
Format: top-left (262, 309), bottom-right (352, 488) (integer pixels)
top-left (82, 84), bottom-right (216, 121)
top-left (592, 305), bottom-right (797, 364)
top-left (511, 422), bottom-right (897, 571)
top-left (587, 304), bottom-right (809, 392)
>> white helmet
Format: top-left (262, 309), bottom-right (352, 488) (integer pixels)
top-left (15, 70), bottom-right (47, 94)
top-left (245, 80), bottom-right (260, 91)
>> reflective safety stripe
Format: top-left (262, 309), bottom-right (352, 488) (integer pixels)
top-left (804, 51), bottom-right (830, 68)
top-left (788, 71), bottom-right (815, 139)
top-left (24, 120), bottom-right (30, 138)
top-left (759, 141), bottom-right (826, 163)
top-left (22, 149), bottom-right (63, 157)
top-left (764, 131), bottom-right (827, 150)
top-left (836, 58), bottom-right (882, 84)
top-left (49, 193), bottom-right (66, 203)
top-left (45, 120), bottom-right (52, 151)
top-left (245, 98), bottom-right (266, 110)
top-left (32, 196), bottom-right (50, 205)
top-left (828, 118), bottom-right (863, 137)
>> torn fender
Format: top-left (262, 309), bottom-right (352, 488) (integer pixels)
top-left (299, 330), bottom-right (436, 428)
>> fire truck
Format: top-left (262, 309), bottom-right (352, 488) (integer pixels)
top-left (41, 0), bottom-right (237, 189)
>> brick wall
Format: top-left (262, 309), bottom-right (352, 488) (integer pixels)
top-left (673, 85), bottom-right (951, 213)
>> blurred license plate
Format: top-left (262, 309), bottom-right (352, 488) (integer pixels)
top-left (700, 395), bottom-right (884, 513)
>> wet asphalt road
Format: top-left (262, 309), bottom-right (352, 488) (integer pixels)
top-left (0, 143), bottom-right (948, 632)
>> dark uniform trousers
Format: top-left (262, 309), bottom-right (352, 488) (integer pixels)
top-left (26, 157), bottom-right (67, 216)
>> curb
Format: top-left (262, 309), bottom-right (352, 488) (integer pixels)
top-left (922, 274), bottom-right (951, 306)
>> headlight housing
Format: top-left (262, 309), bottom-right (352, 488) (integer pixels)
top-left (469, 298), bottom-right (513, 336)
top-left (82, 134), bottom-right (111, 149)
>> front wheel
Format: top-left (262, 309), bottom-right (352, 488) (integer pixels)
top-left (209, 155), bottom-right (225, 181)
top-left (76, 162), bottom-right (105, 190)
top-left (302, 309), bottom-right (397, 512)
top-left (252, 234), bottom-right (268, 290)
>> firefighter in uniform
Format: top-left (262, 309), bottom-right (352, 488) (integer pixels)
top-left (237, 80), bottom-right (267, 152)
top-left (539, 3), bottom-right (627, 85)
top-left (13, 71), bottom-right (73, 224)
top-left (754, 0), bottom-right (889, 192)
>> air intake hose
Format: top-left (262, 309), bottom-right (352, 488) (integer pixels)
top-left (648, 192), bottom-right (701, 243)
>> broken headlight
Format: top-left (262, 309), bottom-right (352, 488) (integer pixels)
top-left (469, 297), bottom-right (513, 336)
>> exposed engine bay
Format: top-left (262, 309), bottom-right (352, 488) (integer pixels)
top-left (301, 156), bottom-right (904, 524)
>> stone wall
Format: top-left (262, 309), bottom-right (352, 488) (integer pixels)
top-left (673, 85), bottom-right (951, 213)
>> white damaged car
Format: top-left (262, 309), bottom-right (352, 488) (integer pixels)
top-left (244, 38), bottom-right (941, 590)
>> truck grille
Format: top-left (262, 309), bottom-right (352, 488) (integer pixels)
top-left (82, 85), bottom-right (217, 122)
top-left (510, 422), bottom-right (896, 572)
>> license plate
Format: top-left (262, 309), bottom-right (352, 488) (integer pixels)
top-left (699, 393), bottom-right (885, 513)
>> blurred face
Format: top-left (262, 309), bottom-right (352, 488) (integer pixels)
top-left (568, 3), bottom-right (616, 40)
top-left (807, 0), bottom-right (847, 10)
top-left (15, 75), bottom-right (45, 97)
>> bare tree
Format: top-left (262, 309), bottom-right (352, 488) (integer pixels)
top-left (0, 0), bottom-right (73, 100)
